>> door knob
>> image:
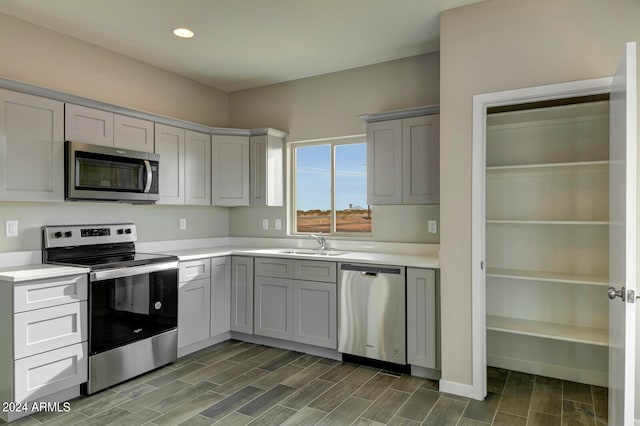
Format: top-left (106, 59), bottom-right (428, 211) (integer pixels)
top-left (608, 286), bottom-right (625, 301)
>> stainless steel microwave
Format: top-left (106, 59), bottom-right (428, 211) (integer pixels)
top-left (65, 141), bottom-right (160, 203)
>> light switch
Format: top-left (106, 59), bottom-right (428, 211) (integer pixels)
top-left (428, 219), bottom-right (438, 234)
top-left (275, 219), bottom-right (282, 230)
top-left (179, 218), bottom-right (187, 230)
top-left (5, 220), bottom-right (18, 237)
top-left (262, 219), bottom-right (269, 231)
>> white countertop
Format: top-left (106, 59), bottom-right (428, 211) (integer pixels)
top-left (0, 264), bottom-right (90, 282)
top-left (162, 245), bottom-right (439, 269)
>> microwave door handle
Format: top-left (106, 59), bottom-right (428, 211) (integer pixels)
top-left (143, 160), bottom-right (152, 193)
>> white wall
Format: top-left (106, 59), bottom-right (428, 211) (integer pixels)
top-left (228, 54), bottom-right (441, 243)
top-left (0, 13), bottom-right (231, 252)
top-left (439, 0), bottom-right (640, 409)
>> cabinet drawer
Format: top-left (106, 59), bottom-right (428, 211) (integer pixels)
top-left (14, 274), bottom-right (87, 313)
top-left (179, 259), bottom-right (211, 282)
top-left (255, 257), bottom-right (294, 278)
top-left (14, 301), bottom-right (87, 359)
top-left (294, 260), bottom-right (337, 283)
top-left (14, 342), bottom-right (87, 403)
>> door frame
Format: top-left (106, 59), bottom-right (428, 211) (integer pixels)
top-left (470, 76), bottom-right (613, 400)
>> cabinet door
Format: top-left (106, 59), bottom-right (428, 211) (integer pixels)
top-left (114, 114), bottom-right (154, 152)
top-left (179, 259), bottom-right (211, 283)
top-left (14, 274), bottom-right (87, 313)
top-left (402, 115), bottom-right (439, 204)
top-left (255, 276), bottom-right (293, 340)
top-left (212, 135), bottom-right (250, 206)
top-left (366, 120), bottom-right (402, 204)
top-left (14, 301), bottom-right (87, 359)
top-left (155, 123), bottom-right (185, 204)
top-left (0, 89), bottom-right (64, 202)
top-left (250, 134), bottom-right (284, 206)
top-left (293, 280), bottom-right (336, 348)
top-left (64, 103), bottom-right (113, 147)
top-left (178, 278), bottom-right (211, 348)
top-left (14, 342), bottom-right (87, 403)
top-left (294, 260), bottom-right (337, 283)
top-left (211, 256), bottom-right (231, 336)
top-left (185, 130), bottom-right (211, 206)
top-left (231, 256), bottom-right (254, 334)
top-left (406, 268), bottom-right (437, 369)
top-left (255, 257), bottom-right (294, 279)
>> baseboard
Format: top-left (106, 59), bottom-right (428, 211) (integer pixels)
top-left (487, 354), bottom-right (608, 387)
top-left (410, 365), bottom-right (441, 380)
top-left (178, 332), bottom-right (231, 357)
top-left (438, 379), bottom-right (476, 399)
top-left (230, 332), bottom-right (342, 360)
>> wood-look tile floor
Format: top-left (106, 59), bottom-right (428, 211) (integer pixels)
top-left (9, 340), bottom-right (608, 425)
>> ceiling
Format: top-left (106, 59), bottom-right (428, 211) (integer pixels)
top-left (0, 0), bottom-right (483, 92)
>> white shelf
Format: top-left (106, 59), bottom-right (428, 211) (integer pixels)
top-left (486, 267), bottom-right (608, 286)
top-left (486, 220), bottom-right (608, 226)
top-left (486, 160), bottom-right (609, 172)
top-left (486, 315), bottom-right (608, 347)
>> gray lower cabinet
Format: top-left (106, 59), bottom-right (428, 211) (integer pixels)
top-left (254, 276), bottom-right (293, 340)
top-left (253, 257), bottom-right (337, 349)
top-left (0, 274), bottom-right (88, 422)
top-left (231, 256), bottom-right (254, 334)
top-left (406, 268), bottom-right (438, 369)
top-left (178, 259), bottom-right (212, 349)
top-left (210, 256), bottom-right (231, 336)
top-left (293, 279), bottom-right (337, 348)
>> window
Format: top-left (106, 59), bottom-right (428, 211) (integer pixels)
top-left (291, 136), bottom-right (371, 235)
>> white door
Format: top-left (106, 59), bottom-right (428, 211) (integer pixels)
top-left (608, 41), bottom-right (637, 426)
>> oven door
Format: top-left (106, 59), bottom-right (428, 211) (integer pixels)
top-left (89, 262), bottom-right (177, 355)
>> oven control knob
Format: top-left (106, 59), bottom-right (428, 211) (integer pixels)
top-left (54, 232), bottom-right (62, 238)
top-left (116, 228), bottom-right (123, 235)
top-left (125, 228), bottom-right (132, 234)
top-left (154, 301), bottom-right (162, 310)
top-left (64, 231), bottom-right (72, 238)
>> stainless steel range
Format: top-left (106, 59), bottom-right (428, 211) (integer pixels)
top-left (43, 223), bottom-right (178, 394)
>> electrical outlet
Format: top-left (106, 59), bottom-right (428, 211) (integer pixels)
top-left (5, 220), bottom-right (18, 237)
top-left (428, 219), bottom-right (438, 234)
top-left (262, 219), bottom-right (269, 231)
top-left (275, 219), bottom-right (282, 230)
top-left (179, 218), bottom-right (187, 230)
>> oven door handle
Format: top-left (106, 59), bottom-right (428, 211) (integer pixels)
top-left (90, 261), bottom-right (178, 281)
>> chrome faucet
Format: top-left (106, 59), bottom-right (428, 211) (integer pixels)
top-left (310, 232), bottom-right (327, 250)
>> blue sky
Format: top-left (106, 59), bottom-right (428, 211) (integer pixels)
top-left (295, 143), bottom-right (367, 211)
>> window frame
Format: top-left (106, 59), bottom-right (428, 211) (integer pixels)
top-left (289, 134), bottom-right (371, 237)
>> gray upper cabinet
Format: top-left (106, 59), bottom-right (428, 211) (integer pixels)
top-left (211, 134), bottom-right (250, 206)
top-left (402, 115), bottom-right (439, 204)
top-left (113, 114), bottom-right (154, 152)
top-left (65, 103), bottom-right (113, 147)
top-left (185, 130), bottom-right (211, 206)
top-left (0, 89), bottom-right (64, 202)
top-left (250, 133), bottom-right (284, 206)
top-left (66, 103), bottom-right (154, 152)
top-left (363, 108), bottom-right (440, 205)
top-left (367, 119), bottom-right (403, 205)
top-left (155, 123), bottom-right (185, 205)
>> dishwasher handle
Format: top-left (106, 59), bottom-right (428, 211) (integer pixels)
top-left (340, 263), bottom-right (402, 275)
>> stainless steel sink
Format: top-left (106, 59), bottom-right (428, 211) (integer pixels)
top-left (278, 249), bottom-right (348, 256)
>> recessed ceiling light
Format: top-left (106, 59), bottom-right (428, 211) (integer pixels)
top-left (172, 28), bottom-right (195, 38)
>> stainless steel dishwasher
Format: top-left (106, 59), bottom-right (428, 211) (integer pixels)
top-left (338, 263), bottom-right (406, 365)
